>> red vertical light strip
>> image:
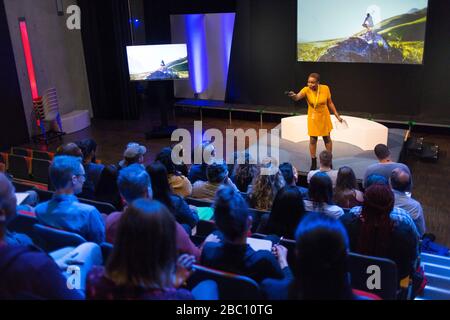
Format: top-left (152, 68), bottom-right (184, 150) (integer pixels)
top-left (19, 19), bottom-right (39, 100)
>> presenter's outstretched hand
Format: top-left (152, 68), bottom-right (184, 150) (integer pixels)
top-left (287, 91), bottom-right (296, 98)
top-left (336, 115), bottom-right (344, 123)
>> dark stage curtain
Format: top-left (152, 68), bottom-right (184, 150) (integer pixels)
top-left (77, 0), bottom-right (138, 120)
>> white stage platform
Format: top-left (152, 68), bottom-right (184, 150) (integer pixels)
top-left (281, 115), bottom-right (389, 151)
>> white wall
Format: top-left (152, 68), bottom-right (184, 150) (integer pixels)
top-left (4, 0), bottom-right (92, 136)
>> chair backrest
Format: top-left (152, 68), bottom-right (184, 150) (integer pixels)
top-left (31, 158), bottom-right (51, 184)
top-left (7, 211), bottom-right (38, 236)
top-left (187, 265), bottom-right (263, 300)
top-left (78, 197), bottom-right (117, 214)
top-left (196, 220), bottom-right (217, 237)
top-left (32, 224), bottom-right (87, 252)
top-left (8, 154), bottom-right (31, 180)
top-left (185, 197), bottom-right (213, 208)
top-left (248, 208), bottom-right (270, 233)
top-left (348, 252), bottom-right (398, 300)
top-left (32, 150), bottom-right (54, 161)
top-left (11, 147), bottom-right (31, 157)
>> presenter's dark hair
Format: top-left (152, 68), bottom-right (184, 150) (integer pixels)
top-left (309, 73), bottom-right (321, 82)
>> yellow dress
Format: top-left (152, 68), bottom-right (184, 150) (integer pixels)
top-left (300, 84), bottom-right (333, 137)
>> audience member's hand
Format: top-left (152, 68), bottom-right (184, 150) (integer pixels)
top-left (175, 254), bottom-right (196, 287)
top-left (272, 245), bottom-right (289, 269)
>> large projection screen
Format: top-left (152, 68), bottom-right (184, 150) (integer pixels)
top-left (297, 0), bottom-right (428, 64)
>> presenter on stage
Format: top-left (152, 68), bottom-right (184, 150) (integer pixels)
top-left (288, 73), bottom-right (343, 170)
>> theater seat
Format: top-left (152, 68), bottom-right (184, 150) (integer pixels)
top-left (11, 147), bottom-right (31, 157)
top-left (348, 252), bottom-right (398, 300)
top-left (31, 158), bottom-right (51, 184)
top-left (187, 265), bottom-right (263, 300)
top-left (32, 150), bottom-right (54, 161)
top-left (8, 154), bottom-right (31, 180)
top-left (78, 198), bottom-right (117, 214)
top-left (32, 224), bottom-right (87, 252)
top-left (7, 211), bottom-right (38, 237)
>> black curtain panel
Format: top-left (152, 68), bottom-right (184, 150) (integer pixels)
top-left (0, 0), bottom-right (29, 150)
top-left (78, 0), bottom-right (138, 120)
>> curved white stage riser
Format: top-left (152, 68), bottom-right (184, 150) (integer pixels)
top-left (281, 115), bottom-right (388, 151)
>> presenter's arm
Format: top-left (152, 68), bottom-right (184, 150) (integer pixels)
top-left (327, 96), bottom-right (343, 122)
top-left (288, 90), bottom-right (306, 102)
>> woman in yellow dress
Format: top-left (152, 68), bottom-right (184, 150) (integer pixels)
top-left (288, 73), bottom-right (343, 170)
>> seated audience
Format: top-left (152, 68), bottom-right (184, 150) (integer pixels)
top-left (390, 168), bottom-right (426, 237)
top-left (88, 199), bottom-right (196, 300)
top-left (307, 150), bottom-right (338, 188)
top-left (94, 165), bottom-right (123, 211)
top-left (191, 161), bottom-right (239, 202)
top-left (256, 186), bottom-right (306, 240)
top-left (155, 147), bottom-right (192, 198)
top-left (340, 184), bottom-right (418, 280)
top-left (231, 152), bottom-right (259, 193)
top-left (262, 214), bottom-right (380, 300)
top-left (0, 173), bottom-right (82, 299)
top-left (76, 139), bottom-right (104, 200)
top-left (147, 163), bottom-right (199, 233)
top-left (188, 140), bottom-right (215, 184)
top-left (364, 144), bottom-right (412, 190)
top-left (353, 174), bottom-right (420, 237)
top-left (333, 166), bottom-right (364, 209)
top-left (106, 164), bottom-right (199, 259)
top-left (117, 142), bottom-right (147, 170)
top-left (201, 187), bottom-right (290, 283)
top-left (304, 172), bottom-right (344, 219)
top-left (248, 159), bottom-right (285, 211)
top-left (35, 156), bottom-right (105, 244)
top-left (279, 162), bottom-right (309, 199)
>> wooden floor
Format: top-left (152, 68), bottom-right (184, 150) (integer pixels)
top-left (24, 113), bottom-right (450, 247)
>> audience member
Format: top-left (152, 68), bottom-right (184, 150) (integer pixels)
top-left (256, 186), bottom-right (306, 240)
top-left (191, 160), bottom-right (239, 202)
top-left (262, 214), bottom-right (380, 300)
top-left (35, 156), bottom-right (105, 244)
top-left (0, 173), bottom-right (83, 299)
top-left (304, 172), bottom-right (344, 219)
top-left (188, 140), bottom-right (215, 184)
top-left (231, 152), bottom-right (259, 193)
top-left (307, 150), bottom-right (338, 188)
top-left (201, 187), bottom-right (290, 283)
top-left (147, 163), bottom-right (199, 234)
top-left (279, 162), bottom-right (309, 199)
top-left (155, 147), bottom-right (192, 198)
top-left (364, 144), bottom-right (412, 190)
top-left (94, 165), bottom-right (123, 211)
top-left (390, 168), bottom-right (426, 236)
top-left (118, 142), bottom-right (147, 170)
top-left (248, 159), bottom-right (285, 211)
top-left (340, 184), bottom-right (418, 280)
top-left (106, 164), bottom-right (199, 259)
top-left (87, 199), bottom-right (196, 300)
top-left (76, 139), bottom-right (104, 199)
top-left (333, 166), bottom-right (364, 209)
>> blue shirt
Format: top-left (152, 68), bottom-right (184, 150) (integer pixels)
top-left (393, 190), bottom-right (426, 237)
top-left (35, 194), bottom-right (105, 244)
top-left (363, 162), bottom-right (412, 190)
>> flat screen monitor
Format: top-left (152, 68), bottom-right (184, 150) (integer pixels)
top-left (126, 44), bottom-right (189, 81)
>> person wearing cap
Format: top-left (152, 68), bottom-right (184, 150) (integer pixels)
top-left (118, 142), bottom-right (147, 170)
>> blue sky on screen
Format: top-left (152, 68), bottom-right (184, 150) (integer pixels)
top-left (126, 44), bottom-right (187, 75)
top-left (298, 0), bottom-right (428, 42)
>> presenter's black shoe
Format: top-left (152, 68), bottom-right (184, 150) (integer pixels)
top-left (310, 157), bottom-right (317, 171)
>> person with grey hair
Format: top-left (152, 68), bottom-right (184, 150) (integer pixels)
top-left (390, 168), bottom-right (426, 237)
top-left (118, 142), bottom-right (147, 170)
top-left (35, 156), bottom-right (105, 244)
top-left (0, 173), bottom-right (84, 299)
top-left (191, 160), bottom-right (239, 202)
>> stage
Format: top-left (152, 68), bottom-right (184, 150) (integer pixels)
top-left (247, 123), bottom-right (406, 181)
